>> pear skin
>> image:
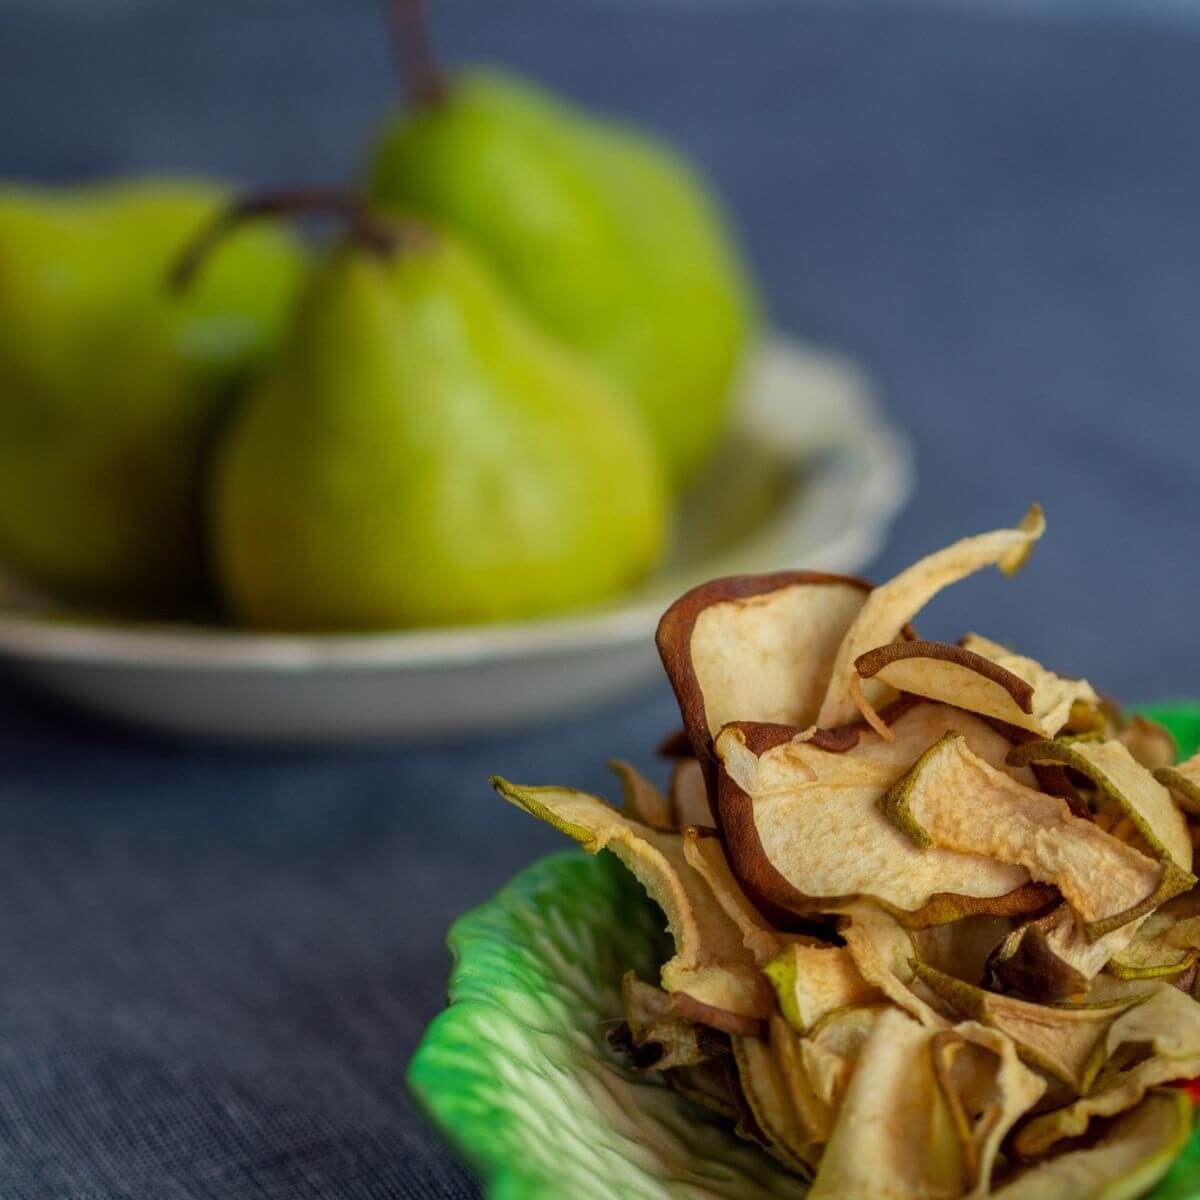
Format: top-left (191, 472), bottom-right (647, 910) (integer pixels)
top-left (213, 227), bottom-right (669, 630)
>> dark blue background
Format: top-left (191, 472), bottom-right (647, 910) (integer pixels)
top-left (1, 2), bottom-right (1199, 1196)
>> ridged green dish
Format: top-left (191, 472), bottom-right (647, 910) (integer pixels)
top-left (409, 703), bottom-right (1200, 1199)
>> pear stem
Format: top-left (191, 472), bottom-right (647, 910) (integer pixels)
top-left (169, 188), bottom-right (400, 292)
top-left (392, 0), bottom-right (448, 107)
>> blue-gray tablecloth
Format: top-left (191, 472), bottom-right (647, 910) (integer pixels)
top-left (2, 1), bottom-right (1200, 1196)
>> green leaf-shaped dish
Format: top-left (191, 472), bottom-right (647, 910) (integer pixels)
top-left (410, 703), bottom-right (1200, 1199)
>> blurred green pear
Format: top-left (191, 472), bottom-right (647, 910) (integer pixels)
top-left (0, 179), bottom-right (304, 611)
top-left (369, 63), bottom-right (756, 488)
top-left (213, 214), bottom-right (669, 631)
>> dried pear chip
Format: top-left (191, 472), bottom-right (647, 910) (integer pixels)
top-left (1116, 715), bottom-right (1178, 773)
top-left (914, 961), bottom-right (1148, 1091)
top-left (655, 572), bottom-right (871, 761)
top-left (618, 973), bottom-right (729, 1071)
top-left (816, 505), bottom-right (1045, 729)
top-left (989, 906), bottom-right (1141, 1000)
top-left (762, 943), bottom-right (881, 1032)
top-left (1155, 751), bottom-right (1200, 815)
top-left (666, 1062), bottom-right (739, 1122)
top-left (772, 1012), bottom-right (836, 1145)
top-left (885, 734), bottom-right (1163, 934)
top-left (715, 707), bottom-right (1053, 925)
top-left (996, 1091), bottom-right (1191, 1200)
top-left (733, 1025), bottom-right (819, 1176)
top-left (669, 758), bottom-right (713, 827)
top-left (930, 1022), bottom-right (1046, 1198)
top-left (1107, 938), bottom-right (1196, 981)
top-left (1014, 983), bottom-right (1200, 1157)
top-left (608, 759), bottom-right (673, 829)
top-left (912, 916), bottom-right (1014, 988)
top-left (682, 827), bottom-right (799, 964)
top-left (800, 1004), bottom-right (886, 1112)
top-left (840, 903), bottom-right (948, 1027)
top-left (1008, 738), bottom-right (1193, 873)
top-left (855, 637), bottom-right (1097, 738)
top-left (809, 1007), bottom-right (969, 1200)
top-left (491, 779), bottom-right (771, 1033)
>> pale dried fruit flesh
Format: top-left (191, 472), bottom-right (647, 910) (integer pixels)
top-left (485, 504), bottom-right (1200, 1196)
top-left (491, 778), bottom-right (772, 1032)
top-left (993, 1090), bottom-right (1191, 1200)
top-left (715, 707), bottom-right (1048, 923)
top-left (856, 637), bottom-right (1097, 737)
top-left (816, 505), bottom-right (1045, 729)
top-left (884, 733), bottom-right (1162, 930)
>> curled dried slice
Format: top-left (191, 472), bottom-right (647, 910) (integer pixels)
top-left (682, 827), bottom-right (797, 964)
top-left (655, 572), bottom-right (870, 762)
top-left (608, 759), bottom-right (673, 829)
top-left (762, 943), bottom-right (881, 1033)
top-left (1013, 983), bottom-right (1200, 1157)
top-left (715, 707), bottom-right (1052, 926)
top-left (914, 961), bottom-right (1148, 1092)
top-left (799, 1004), bottom-right (885, 1113)
top-left (817, 505), bottom-right (1045, 729)
top-left (491, 778), bottom-right (771, 1034)
top-left (733, 1025), bottom-right (818, 1176)
top-left (931, 1022), bottom-right (1046, 1198)
top-left (989, 906), bottom-right (1141, 1001)
top-left (1115, 714), bottom-right (1177, 772)
top-left (772, 1013), bottom-right (836, 1146)
top-left (809, 1007), bottom-right (969, 1200)
top-left (669, 758), bottom-right (713, 827)
top-left (855, 638), bottom-right (1097, 738)
top-left (1107, 937), bottom-right (1196, 982)
top-left (617, 973), bottom-right (728, 1071)
top-left (1008, 738), bottom-right (1193, 873)
top-left (885, 733), bottom-right (1163, 934)
top-left (994, 1091), bottom-right (1191, 1200)
top-left (839, 903), bottom-right (947, 1027)
top-left (1155, 750), bottom-right (1200, 815)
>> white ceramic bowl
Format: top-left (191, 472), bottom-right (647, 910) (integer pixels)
top-left (0, 336), bottom-right (912, 742)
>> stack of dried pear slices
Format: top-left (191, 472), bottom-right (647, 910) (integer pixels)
top-left (492, 507), bottom-right (1200, 1199)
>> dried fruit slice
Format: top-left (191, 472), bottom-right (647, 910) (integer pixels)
top-left (931, 1022), bottom-right (1046, 1198)
top-left (609, 759), bottom-right (673, 829)
top-left (1013, 983), bottom-right (1200, 1156)
top-left (682, 827), bottom-right (796, 964)
top-left (799, 1004), bottom-right (885, 1112)
top-left (762, 943), bottom-right (881, 1033)
top-left (772, 1012), bottom-right (836, 1145)
top-left (1107, 938), bottom-right (1196, 982)
top-left (817, 506), bottom-right (1045, 729)
top-left (914, 961), bottom-right (1148, 1091)
top-left (989, 906), bottom-right (1141, 1000)
top-left (1155, 751), bottom-right (1200, 815)
top-left (655, 572), bottom-right (871, 763)
top-left (885, 733), bottom-right (1164, 934)
top-left (994, 1091), bottom-right (1191, 1200)
top-left (855, 638), bottom-right (1097, 737)
top-left (618, 973), bottom-right (727, 1071)
top-left (809, 1007), bottom-right (969, 1200)
top-left (1115, 715), bottom-right (1177, 772)
top-left (714, 706), bottom-right (1053, 926)
top-left (733, 1026), bottom-right (818, 1176)
top-left (912, 916), bottom-right (1014, 988)
top-left (669, 758), bottom-right (713, 827)
top-left (1008, 738), bottom-right (1193, 873)
top-left (491, 778), bottom-right (771, 1033)
top-left (839, 903), bottom-right (947, 1027)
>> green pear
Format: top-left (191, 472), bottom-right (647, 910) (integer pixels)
top-left (213, 217), bottom-right (669, 631)
top-left (0, 178), bottom-right (304, 612)
top-left (369, 54), bottom-right (756, 488)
